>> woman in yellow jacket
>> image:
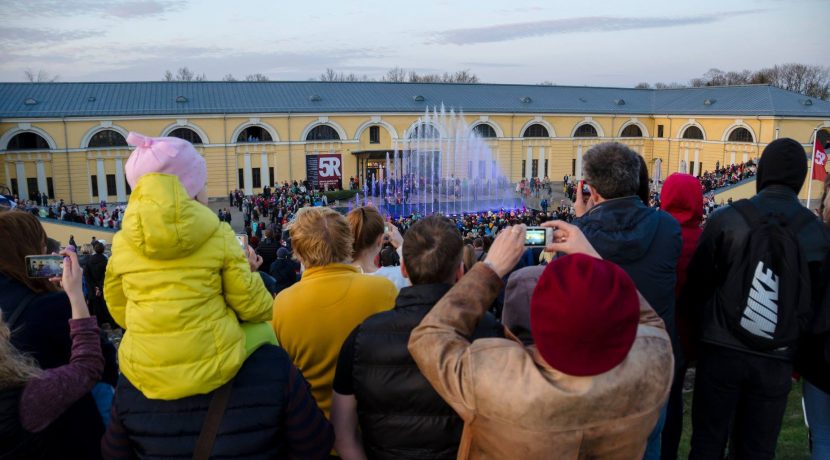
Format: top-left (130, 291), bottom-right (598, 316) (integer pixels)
top-left (104, 132), bottom-right (274, 400)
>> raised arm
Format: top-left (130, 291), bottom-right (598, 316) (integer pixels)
top-left (220, 226), bottom-right (273, 322)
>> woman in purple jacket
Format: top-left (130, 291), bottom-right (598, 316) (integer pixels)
top-left (0, 247), bottom-right (104, 459)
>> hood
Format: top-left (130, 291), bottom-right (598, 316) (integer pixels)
top-left (660, 173), bottom-right (703, 229)
top-left (121, 173), bottom-right (219, 260)
top-left (578, 196), bottom-right (660, 264)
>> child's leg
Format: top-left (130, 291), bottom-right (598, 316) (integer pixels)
top-left (241, 322), bottom-right (279, 356)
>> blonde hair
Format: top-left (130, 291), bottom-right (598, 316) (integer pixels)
top-left (80, 244), bottom-right (94, 255)
top-left (0, 316), bottom-right (41, 390)
top-left (462, 244), bottom-right (476, 272)
top-left (347, 206), bottom-right (385, 258)
top-left (289, 207), bottom-right (353, 268)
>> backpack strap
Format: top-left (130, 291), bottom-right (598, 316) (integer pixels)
top-left (192, 379), bottom-right (234, 460)
top-left (5, 293), bottom-right (37, 331)
top-left (730, 199), bottom-right (764, 227)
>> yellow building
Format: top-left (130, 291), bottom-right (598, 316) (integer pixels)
top-left (1, 81), bottom-right (828, 204)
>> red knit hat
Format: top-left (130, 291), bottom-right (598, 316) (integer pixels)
top-left (530, 254), bottom-right (639, 376)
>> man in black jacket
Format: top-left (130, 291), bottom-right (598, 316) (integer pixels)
top-left (573, 142), bottom-right (681, 459)
top-left (684, 138), bottom-right (830, 459)
top-left (331, 215), bottom-right (504, 460)
top-left (85, 242), bottom-right (115, 328)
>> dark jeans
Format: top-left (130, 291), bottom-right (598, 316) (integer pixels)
top-left (661, 364), bottom-right (687, 460)
top-left (690, 344), bottom-right (792, 460)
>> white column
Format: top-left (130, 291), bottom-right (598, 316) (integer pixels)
top-left (261, 150), bottom-right (270, 187)
top-left (742, 151), bottom-right (748, 163)
top-left (576, 144), bottom-right (584, 180)
top-left (243, 150), bottom-right (253, 195)
top-left (96, 159), bottom-right (107, 202)
top-left (730, 151), bottom-right (736, 165)
top-left (693, 148), bottom-right (700, 176)
top-left (115, 158), bottom-right (127, 202)
top-left (538, 146), bottom-right (545, 178)
top-left (3, 163), bottom-right (10, 195)
top-left (683, 147), bottom-right (689, 174)
top-left (525, 147), bottom-right (532, 179)
top-left (36, 161), bottom-right (47, 197)
top-left (15, 162), bottom-right (28, 200)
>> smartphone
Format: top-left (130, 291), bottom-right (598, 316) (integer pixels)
top-left (25, 255), bottom-right (64, 278)
top-left (524, 227), bottom-right (552, 248)
top-left (235, 234), bottom-right (248, 250)
top-left (580, 180), bottom-right (591, 196)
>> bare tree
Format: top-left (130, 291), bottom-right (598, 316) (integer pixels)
top-left (162, 67), bottom-right (206, 82)
top-left (245, 73), bottom-right (270, 82)
top-left (538, 81), bottom-right (555, 86)
top-left (318, 68), bottom-right (371, 82)
top-left (634, 82), bottom-right (651, 89)
top-left (24, 69), bottom-right (59, 82)
top-left (222, 74), bottom-right (237, 81)
top-left (382, 67), bottom-right (408, 83)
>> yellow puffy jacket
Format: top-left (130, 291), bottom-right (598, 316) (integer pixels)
top-left (104, 173), bottom-right (273, 400)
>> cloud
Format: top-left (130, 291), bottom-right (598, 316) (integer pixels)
top-left (0, 0), bottom-right (185, 19)
top-left (431, 10), bottom-right (764, 45)
top-left (462, 62), bottom-right (525, 69)
top-left (0, 26), bottom-right (100, 45)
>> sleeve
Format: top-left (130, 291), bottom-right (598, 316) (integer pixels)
top-left (332, 328), bottom-right (358, 396)
top-left (220, 226), bottom-right (273, 323)
top-left (103, 248), bottom-right (128, 329)
top-left (283, 364), bottom-right (335, 460)
top-left (408, 263), bottom-right (504, 420)
top-left (20, 317), bottom-right (104, 433)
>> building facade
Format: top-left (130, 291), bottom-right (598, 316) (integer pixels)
top-left (1, 81), bottom-right (828, 204)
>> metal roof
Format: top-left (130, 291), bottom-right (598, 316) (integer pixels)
top-left (0, 81), bottom-right (828, 119)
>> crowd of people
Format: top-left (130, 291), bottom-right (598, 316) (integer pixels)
top-left (1, 131), bottom-right (829, 460)
top-left (698, 161), bottom-right (757, 194)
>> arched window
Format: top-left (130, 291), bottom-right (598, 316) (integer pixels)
top-left (168, 127), bottom-right (203, 145)
top-left (523, 123), bottom-right (549, 138)
top-left (7, 132), bottom-right (49, 150)
top-left (306, 125), bottom-right (341, 141)
top-left (574, 124), bottom-right (598, 137)
top-left (620, 124), bottom-right (643, 137)
top-left (472, 124), bottom-right (497, 138)
top-left (409, 124), bottom-right (440, 139)
top-left (88, 130), bottom-right (127, 148)
top-left (727, 127), bottom-right (754, 143)
top-left (682, 126), bottom-right (704, 140)
top-left (237, 126), bottom-right (273, 143)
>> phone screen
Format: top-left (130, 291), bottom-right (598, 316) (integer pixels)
top-left (235, 234), bottom-right (248, 250)
top-left (26, 255), bottom-right (64, 278)
top-left (524, 228), bottom-right (547, 247)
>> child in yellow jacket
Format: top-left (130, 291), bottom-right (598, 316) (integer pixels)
top-left (104, 132), bottom-right (276, 400)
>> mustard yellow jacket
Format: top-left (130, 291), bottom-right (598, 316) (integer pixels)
top-left (104, 173), bottom-right (273, 400)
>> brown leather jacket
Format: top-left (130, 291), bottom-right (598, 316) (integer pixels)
top-left (409, 263), bottom-right (674, 459)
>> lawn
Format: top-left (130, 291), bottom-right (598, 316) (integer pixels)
top-left (677, 382), bottom-right (810, 459)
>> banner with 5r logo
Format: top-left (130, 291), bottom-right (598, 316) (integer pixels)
top-left (306, 153), bottom-right (343, 190)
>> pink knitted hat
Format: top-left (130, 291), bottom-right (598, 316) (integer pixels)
top-left (125, 132), bottom-right (207, 198)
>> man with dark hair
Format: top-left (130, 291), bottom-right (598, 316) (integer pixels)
top-left (256, 228), bottom-right (280, 272)
top-left (684, 138), bottom-right (830, 459)
top-left (575, 142), bottom-right (681, 459)
top-left (331, 215), bottom-right (503, 460)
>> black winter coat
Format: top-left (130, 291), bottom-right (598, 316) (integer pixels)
top-left (350, 284), bottom-right (504, 460)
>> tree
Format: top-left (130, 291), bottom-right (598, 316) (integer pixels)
top-left (382, 67), bottom-right (408, 83)
top-left (318, 68), bottom-right (371, 82)
top-left (634, 82), bottom-right (651, 89)
top-left (24, 69), bottom-right (59, 82)
top-left (244, 73), bottom-right (270, 82)
top-left (537, 81), bottom-right (555, 86)
top-left (162, 67), bottom-right (206, 82)
top-left (222, 74), bottom-right (237, 81)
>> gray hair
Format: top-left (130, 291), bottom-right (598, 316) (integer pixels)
top-left (583, 142), bottom-right (641, 199)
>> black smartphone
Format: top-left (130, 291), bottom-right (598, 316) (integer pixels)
top-left (25, 255), bottom-right (64, 278)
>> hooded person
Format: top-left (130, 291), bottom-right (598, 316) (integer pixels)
top-left (408, 222), bottom-right (673, 459)
top-left (683, 138), bottom-right (830, 459)
top-left (104, 132), bottom-right (276, 400)
top-left (658, 172), bottom-right (704, 460)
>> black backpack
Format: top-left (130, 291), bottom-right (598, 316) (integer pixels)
top-left (725, 200), bottom-right (816, 351)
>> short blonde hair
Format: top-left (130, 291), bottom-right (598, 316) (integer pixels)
top-left (289, 207), bottom-right (353, 268)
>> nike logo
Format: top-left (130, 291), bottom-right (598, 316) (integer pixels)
top-left (740, 261), bottom-right (779, 339)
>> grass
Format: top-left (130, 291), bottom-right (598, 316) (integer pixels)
top-left (677, 382), bottom-right (810, 459)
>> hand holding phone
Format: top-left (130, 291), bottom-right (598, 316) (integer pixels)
top-left (26, 255), bottom-right (64, 278)
top-left (235, 234), bottom-right (248, 250)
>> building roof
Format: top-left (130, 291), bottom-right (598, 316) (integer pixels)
top-left (0, 81), bottom-right (828, 119)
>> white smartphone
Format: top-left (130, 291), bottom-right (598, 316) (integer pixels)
top-left (235, 234), bottom-right (248, 250)
top-left (524, 227), bottom-right (552, 248)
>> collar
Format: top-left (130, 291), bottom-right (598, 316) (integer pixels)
top-left (586, 195), bottom-right (643, 215)
top-left (758, 184), bottom-right (799, 199)
top-left (395, 283), bottom-right (453, 310)
top-left (300, 263), bottom-right (358, 280)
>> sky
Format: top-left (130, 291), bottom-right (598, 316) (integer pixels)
top-left (0, 0), bottom-right (826, 86)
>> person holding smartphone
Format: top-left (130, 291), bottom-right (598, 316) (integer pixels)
top-left (0, 211), bottom-right (114, 459)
